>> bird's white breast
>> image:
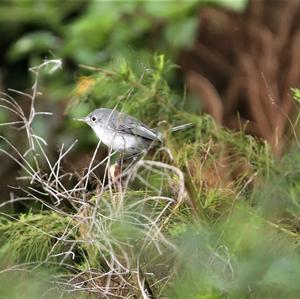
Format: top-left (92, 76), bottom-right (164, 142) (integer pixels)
top-left (93, 126), bottom-right (143, 154)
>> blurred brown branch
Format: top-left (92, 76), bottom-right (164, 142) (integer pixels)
top-left (180, 0), bottom-right (300, 156)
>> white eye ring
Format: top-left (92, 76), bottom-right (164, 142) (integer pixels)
top-left (91, 116), bottom-right (96, 122)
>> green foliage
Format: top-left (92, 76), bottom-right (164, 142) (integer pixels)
top-left (0, 271), bottom-right (87, 299)
top-left (8, 31), bottom-right (60, 61)
top-left (0, 212), bottom-right (75, 264)
top-left (3, 0), bottom-right (247, 64)
top-left (292, 87), bottom-right (300, 104)
top-left (169, 149), bottom-right (300, 298)
top-left (0, 0), bottom-right (247, 92)
top-left (171, 204), bottom-right (300, 299)
top-left (212, 0), bottom-right (247, 11)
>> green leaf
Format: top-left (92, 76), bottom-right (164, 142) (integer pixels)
top-left (7, 31), bottom-right (60, 61)
top-left (292, 88), bottom-right (300, 104)
top-left (212, 0), bottom-right (248, 12)
top-left (165, 17), bottom-right (198, 49)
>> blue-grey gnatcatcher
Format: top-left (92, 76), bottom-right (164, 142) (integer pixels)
top-left (77, 108), bottom-right (162, 156)
top-left (77, 108), bottom-right (192, 158)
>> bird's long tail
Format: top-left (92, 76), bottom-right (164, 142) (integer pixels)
top-left (155, 122), bottom-right (193, 141)
top-left (171, 123), bottom-right (193, 132)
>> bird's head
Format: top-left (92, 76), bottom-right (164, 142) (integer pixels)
top-left (75, 108), bottom-right (106, 129)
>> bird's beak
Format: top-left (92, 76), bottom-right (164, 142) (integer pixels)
top-left (74, 117), bottom-right (87, 122)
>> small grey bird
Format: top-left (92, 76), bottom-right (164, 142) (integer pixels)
top-left (77, 108), bottom-right (162, 156)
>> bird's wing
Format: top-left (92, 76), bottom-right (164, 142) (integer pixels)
top-left (126, 123), bottom-right (161, 141)
top-left (110, 112), bottom-right (161, 141)
top-left (119, 121), bottom-right (161, 141)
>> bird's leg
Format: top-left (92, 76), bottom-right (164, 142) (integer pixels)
top-left (109, 153), bottom-right (125, 189)
top-left (109, 164), bottom-right (122, 196)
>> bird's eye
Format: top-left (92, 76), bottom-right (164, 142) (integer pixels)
top-left (91, 116), bottom-right (96, 122)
